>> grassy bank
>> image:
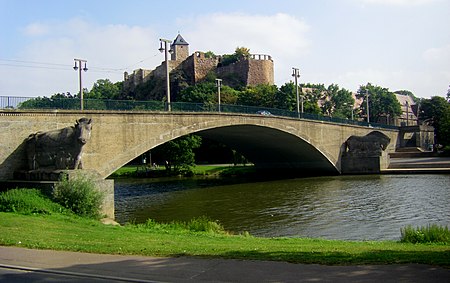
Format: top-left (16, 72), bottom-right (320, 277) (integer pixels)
top-left (109, 164), bottom-right (254, 178)
top-left (0, 212), bottom-right (449, 266)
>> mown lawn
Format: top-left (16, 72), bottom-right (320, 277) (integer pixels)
top-left (1, 212), bottom-right (449, 266)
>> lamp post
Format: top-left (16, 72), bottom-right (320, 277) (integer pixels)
top-left (73, 59), bottom-right (88, 110)
top-left (159, 38), bottom-right (172, 111)
top-left (292, 67), bottom-right (302, 117)
top-left (366, 89), bottom-right (370, 124)
top-left (215, 78), bottom-right (222, 112)
top-left (405, 100), bottom-right (409, 126)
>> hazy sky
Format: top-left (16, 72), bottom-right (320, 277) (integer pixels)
top-left (1, 0), bottom-right (449, 98)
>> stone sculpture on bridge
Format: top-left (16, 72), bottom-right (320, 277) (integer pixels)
top-left (341, 131), bottom-right (391, 174)
top-left (344, 131), bottom-right (391, 157)
top-left (25, 118), bottom-right (92, 170)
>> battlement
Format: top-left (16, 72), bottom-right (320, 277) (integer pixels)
top-left (249, 54), bottom-right (272, 61)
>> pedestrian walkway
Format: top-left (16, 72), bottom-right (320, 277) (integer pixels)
top-left (0, 246), bottom-right (449, 282)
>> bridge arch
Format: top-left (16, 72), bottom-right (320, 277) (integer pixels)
top-left (109, 124), bottom-right (340, 177)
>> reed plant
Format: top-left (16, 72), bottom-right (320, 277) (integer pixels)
top-left (401, 224), bottom-right (450, 244)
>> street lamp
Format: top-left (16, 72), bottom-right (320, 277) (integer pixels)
top-left (405, 100), bottom-right (409, 126)
top-left (215, 78), bottom-right (222, 112)
top-left (292, 67), bottom-right (302, 117)
top-left (73, 58), bottom-right (88, 110)
top-left (365, 89), bottom-right (370, 124)
top-left (159, 38), bottom-right (172, 111)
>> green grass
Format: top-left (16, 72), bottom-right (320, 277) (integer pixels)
top-left (110, 164), bottom-right (253, 178)
top-left (1, 212), bottom-right (449, 266)
top-left (1, 188), bottom-right (449, 266)
top-left (401, 224), bottom-right (450, 244)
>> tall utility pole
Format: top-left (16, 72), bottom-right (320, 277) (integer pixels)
top-left (159, 38), bottom-right (172, 111)
top-left (366, 89), bottom-right (370, 124)
top-left (215, 78), bottom-right (222, 112)
top-left (73, 59), bottom-right (88, 110)
top-left (405, 100), bottom-right (409, 126)
top-left (292, 67), bottom-right (301, 117)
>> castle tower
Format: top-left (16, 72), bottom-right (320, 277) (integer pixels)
top-left (171, 33), bottom-right (189, 61)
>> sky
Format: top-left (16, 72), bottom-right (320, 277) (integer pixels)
top-left (0, 0), bottom-right (449, 99)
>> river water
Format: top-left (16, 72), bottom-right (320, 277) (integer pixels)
top-left (114, 174), bottom-right (450, 241)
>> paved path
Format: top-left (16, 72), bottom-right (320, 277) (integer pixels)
top-left (0, 246), bottom-right (449, 282)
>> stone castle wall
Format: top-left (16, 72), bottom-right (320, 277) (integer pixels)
top-left (124, 52), bottom-right (274, 91)
top-left (247, 55), bottom-right (274, 85)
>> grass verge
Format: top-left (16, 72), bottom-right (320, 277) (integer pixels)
top-left (0, 212), bottom-right (449, 266)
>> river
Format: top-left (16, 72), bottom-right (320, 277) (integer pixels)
top-left (114, 174), bottom-right (450, 241)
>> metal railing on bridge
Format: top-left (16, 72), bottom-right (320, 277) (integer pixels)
top-left (0, 96), bottom-right (398, 130)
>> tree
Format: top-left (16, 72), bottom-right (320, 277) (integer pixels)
top-left (356, 83), bottom-right (402, 123)
top-left (420, 96), bottom-right (450, 147)
top-left (157, 135), bottom-right (202, 175)
top-left (237, 84), bottom-right (278, 107)
top-left (275, 82), bottom-right (297, 111)
top-left (18, 92), bottom-right (79, 109)
top-left (180, 82), bottom-right (239, 105)
top-left (325, 84), bottom-right (355, 119)
top-left (87, 79), bottom-right (121, 100)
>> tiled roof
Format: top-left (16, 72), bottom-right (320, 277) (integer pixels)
top-left (172, 34), bottom-right (189, 46)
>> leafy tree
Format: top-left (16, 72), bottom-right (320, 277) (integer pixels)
top-left (234, 47), bottom-right (251, 58)
top-left (300, 84), bottom-right (325, 114)
top-left (18, 92), bottom-right (79, 109)
top-left (220, 46), bottom-right (251, 67)
top-left (180, 82), bottom-right (239, 104)
top-left (87, 79), bottom-right (121, 100)
top-left (237, 84), bottom-right (278, 107)
top-left (157, 135), bottom-right (202, 175)
top-left (325, 84), bottom-right (355, 119)
top-left (356, 83), bottom-right (402, 123)
top-left (276, 82), bottom-right (297, 111)
top-left (420, 96), bottom-right (450, 147)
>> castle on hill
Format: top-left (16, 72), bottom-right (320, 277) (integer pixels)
top-left (123, 34), bottom-right (274, 93)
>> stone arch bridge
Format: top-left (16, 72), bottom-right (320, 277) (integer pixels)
top-left (0, 110), bottom-right (399, 180)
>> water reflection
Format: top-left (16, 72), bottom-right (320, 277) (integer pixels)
top-left (114, 175), bottom-right (450, 241)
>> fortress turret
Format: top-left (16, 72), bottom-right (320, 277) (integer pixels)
top-left (171, 33), bottom-right (189, 61)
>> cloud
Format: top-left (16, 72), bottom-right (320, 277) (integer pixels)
top-left (180, 12), bottom-right (311, 84)
top-left (1, 19), bottom-right (160, 97)
top-left (22, 22), bottom-right (50, 36)
top-left (356, 0), bottom-right (441, 6)
top-left (423, 44), bottom-right (450, 69)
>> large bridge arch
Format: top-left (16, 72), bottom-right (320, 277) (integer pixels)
top-left (0, 110), bottom-right (399, 180)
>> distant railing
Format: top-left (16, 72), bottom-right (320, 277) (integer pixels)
top-left (0, 96), bottom-right (398, 130)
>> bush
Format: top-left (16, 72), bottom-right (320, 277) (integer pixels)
top-left (53, 173), bottom-right (104, 219)
top-left (400, 224), bottom-right (450, 244)
top-left (0, 188), bottom-right (66, 215)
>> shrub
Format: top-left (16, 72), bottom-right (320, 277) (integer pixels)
top-left (400, 224), bottom-right (450, 244)
top-left (53, 173), bottom-right (104, 219)
top-left (0, 188), bottom-right (66, 215)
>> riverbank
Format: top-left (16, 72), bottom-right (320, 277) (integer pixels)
top-left (0, 212), bottom-right (449, 267)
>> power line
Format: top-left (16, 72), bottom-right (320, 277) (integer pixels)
top-left (0, 55), bottom-right (161, 74)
